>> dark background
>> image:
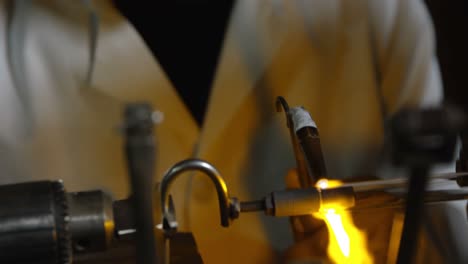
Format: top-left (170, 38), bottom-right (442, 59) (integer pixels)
top-left (114, 0), bottom-right (235, 126)
top-left (114, 0), bottom-right (468, 128)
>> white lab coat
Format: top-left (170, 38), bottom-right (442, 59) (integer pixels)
top-left (0, 0), bottom-right (445, 263)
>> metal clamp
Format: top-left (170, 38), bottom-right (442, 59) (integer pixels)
top-left (159, 159), bottom-right (239, 229)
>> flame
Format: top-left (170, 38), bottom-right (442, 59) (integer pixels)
top-left (314, 179), bottom-right (373, 264)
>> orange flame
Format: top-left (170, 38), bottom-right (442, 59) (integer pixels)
top-left (314, 179), bottom-right (373, 264)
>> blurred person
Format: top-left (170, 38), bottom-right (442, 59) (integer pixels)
top-left (0, 0), bottom-right (448, 263)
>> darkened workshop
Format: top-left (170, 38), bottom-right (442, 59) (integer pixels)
top-left (1, 1), bottom-right (468, 263)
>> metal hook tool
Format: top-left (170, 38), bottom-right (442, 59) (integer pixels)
top-left (276, 96), bottom-right (312, 187)
top-left (159, 159), bottom-right (240, 229)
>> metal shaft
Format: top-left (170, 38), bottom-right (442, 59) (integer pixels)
top-left (350, 189), bottom-right (468, 211)
top-left (396, 167), bottom-right (429, 264)
top-left (296, 126), bottom-right (327, 184)
top-left (124, 103), bottom-right (157, 264)
top-left (342, 172), bottom-right (468, 192)
top-left (276, 97), bottom-right (312, 187)
top-left (240, 200), bottom-right (265, 212)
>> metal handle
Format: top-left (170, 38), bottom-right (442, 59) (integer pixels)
top-left (123, 103), bottom-right (158, 264)
top-left (276, 96), bottom-right (312, 187)
top-left (159, 159), bottom-right (236, 228)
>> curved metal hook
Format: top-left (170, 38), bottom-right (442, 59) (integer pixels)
top-left (276, 96), bottom-right (292, 128)
top-left (276, 96), bottom-right (290, 113)
top-left (276, 96), bottom-right (312, 187)
top-left (159, 159), bottom-right (232, 228)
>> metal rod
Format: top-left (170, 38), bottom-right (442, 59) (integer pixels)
top-left (290, 107), bottom-right (327, 184)
top-left (276, 97), bottom-right (312, 187)
top-left (124, 103), bottom-right (157, 264)
top-left (350, 189), bottom-right (468, 211)
top-left (240, 200), bottom-right (265, 212)
top-left (396, 167), bottom-right (429, 264)
top-left (342, 172), bottom-right (468, 192)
